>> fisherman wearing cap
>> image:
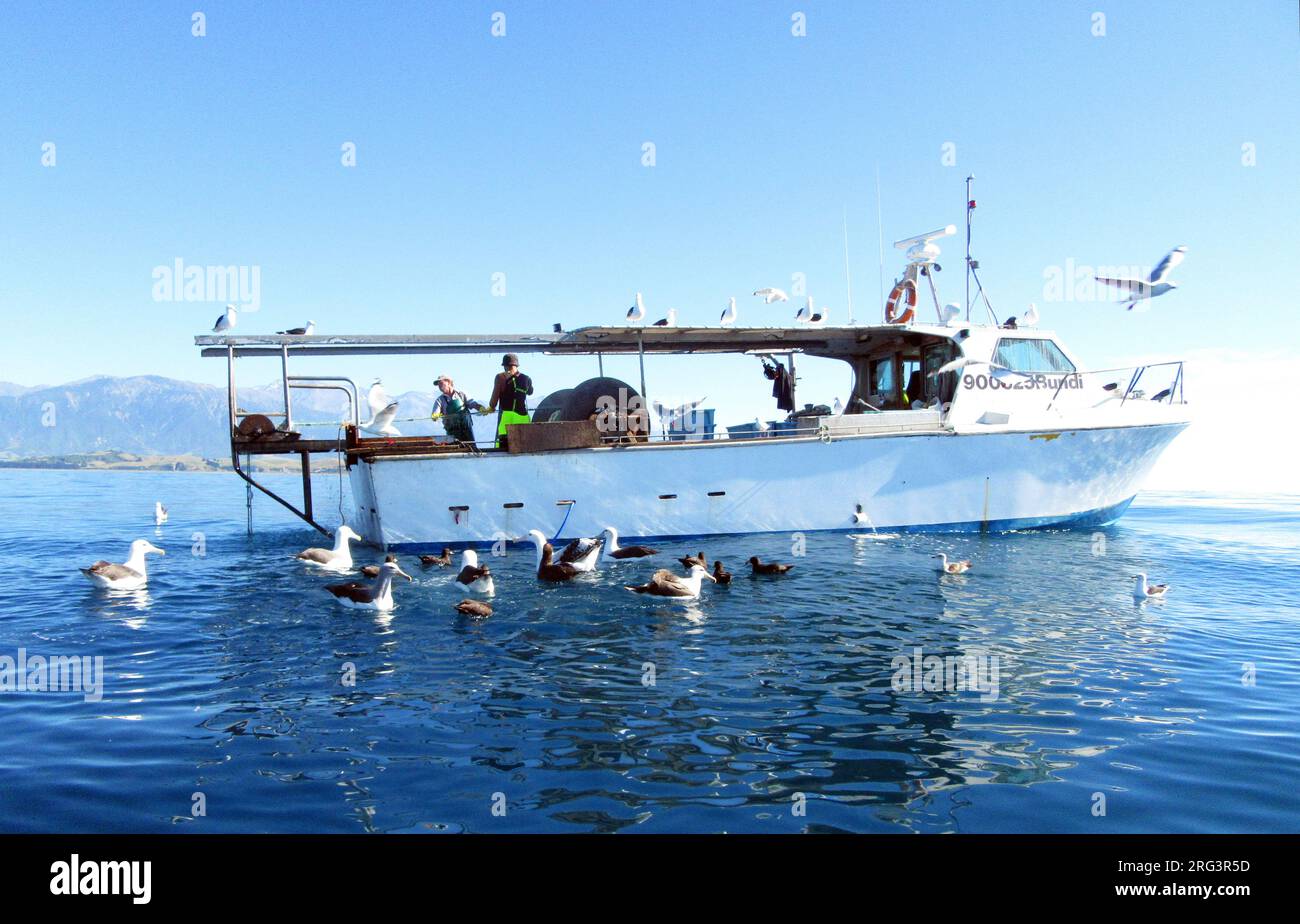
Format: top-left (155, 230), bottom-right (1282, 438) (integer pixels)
top-left (430, 373), bottom-right (484, 444)
top-left (486, 353), bottom-right (533, 450)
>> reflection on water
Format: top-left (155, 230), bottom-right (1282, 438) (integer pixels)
top-left (0, 471), bottom-right (1298, 833)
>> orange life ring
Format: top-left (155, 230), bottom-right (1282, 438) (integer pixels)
top-left (885, 279), bottom-right (917, 324)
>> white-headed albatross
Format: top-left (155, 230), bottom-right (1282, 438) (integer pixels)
top-left (626, 564), bottom-right (716, 600)
top-left (325, 559), bottom-right (413, 611)
top-left (81, 539), bottom-right (165, 590)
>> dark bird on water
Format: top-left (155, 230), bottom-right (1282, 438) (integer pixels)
top-left (420, 548), bottom-right (453, 567)
top-left (748, 556), bottom-right (793, 575)
top-left (454, 599), bottom-right (493, 618)
top-left (677, 551), bottom-right (708, 570)
top-left (325, 560), bottom-right (413, 611)
top-left (361, 553), bottom-right (399, 578)
top-left (712, 560), bottom-right (732, 584)
top-left (537, 542), bottom-right (582, 582)
top-left (454, 550), bottom-right (495, 594)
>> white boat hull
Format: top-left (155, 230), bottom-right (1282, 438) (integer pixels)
top-left (347, 421), bottom-right (1188, 549)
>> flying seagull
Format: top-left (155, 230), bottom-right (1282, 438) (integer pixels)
top-left (1096, 246), bottom-right (1187, 310)
top-left (212, 304), bottom-right (237, 333)
top-left (753, 287), bottom-right (789, 304)
top-left (360, 379), bottom-right (401, 436)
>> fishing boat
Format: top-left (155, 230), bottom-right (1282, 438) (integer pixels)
top-left (196, 222), bottom-right (1189, 550)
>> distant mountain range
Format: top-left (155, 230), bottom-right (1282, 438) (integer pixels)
top-left (0, 376), bottom-right (439, 460)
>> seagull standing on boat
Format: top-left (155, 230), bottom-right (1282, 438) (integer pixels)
top-left (652, 308), bottom-right (678, 328)
top-left (325, 560), bottom-right (413, 611)
top-left (1021, 303), bottom-right (1039, 327)
top-left (212, 304), bottom-right (237, 333)
top-left (599, 527), bottom-right (658, 561)
top-left (454, 550), bottom-right (495, 595)
top-left (720, 297), bottom-right (738, 327)
top-left (80, 539), bottom-right (165, 590)
top-left (1132, 572), bottom-right (1170, 601)
top-left (295, 525), bottom-right (361, 572)
top-left (361, 379), bottom-right (402, 437)
top-left (1095, 246), bottom-right (1187, 310)
top-left (277, 321), bottom-right (316, 336)
top-left (625, 564), bottom-right (716, 600)
top-left (936, 553), bottom-right (972, 575)
top-left (154, 502), bottom-right (168, 525)
top-left (795, 296), bottom-right (825, 325)
top-left (753, 287), bottom-right (789, 305)
top-left (627, 292), bottom-right (646, 324)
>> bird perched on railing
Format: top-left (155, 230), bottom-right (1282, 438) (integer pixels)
top-left (795, 296), bottom-right (826, 325)
top-left (277, 320), bottom-right (316, 336)
top-left (626, 292), bottom-right (646, 324)
top-left (652, 308), bottom-right (678, 327)
top-left (720, 297), bottom-right (738, 327)
top-left (1095, 246), bottom-right (1187, 310)
top-left (212, 304), bottom-right (237, 333)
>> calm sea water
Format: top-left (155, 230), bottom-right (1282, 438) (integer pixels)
top-left (0, 469), bottom-right (1297, 833)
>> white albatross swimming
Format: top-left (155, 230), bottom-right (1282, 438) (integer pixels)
top-left (625, 563), bottom-right (717, 600)
top-left (599, 526), bottom-right (658, 562)
top-left (80, 539), bottom-right (165, 590)
top-left (295, 525), bottom-right (361, 572)
top-left (936, 553), bottom-right (972, 575)
top-left (1095, 246), bottom-right (1187, 311)
top-left (1132, 572), bottom-right (1170, 601)
top-left (154, 501), bottom-right (168, 525)
top-left (325, 559), bottom-right (413, 611)
top-left (454, 549), bottom-right (495, 595)
top-left (212, 304), bottom-right (237, 333)
top-left (525, 529), bottom-right (602, 573)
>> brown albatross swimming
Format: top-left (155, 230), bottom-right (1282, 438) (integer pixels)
top-left (420, 548), bottom-right (453, 567)
top-left (325, 559), bottom-right (413, 611)
top-left (748, 556), bottom-right (793, 575)
top-left (454, 599), bottom-right (493, 618)
top-left (625, 563), bottom-right (717, 600)
top-left (454, 550), bottom-right (495, 595)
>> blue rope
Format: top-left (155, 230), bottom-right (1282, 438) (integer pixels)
top-left (552, 502), bottom-right (573, 542)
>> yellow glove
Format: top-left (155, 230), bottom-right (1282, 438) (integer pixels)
top-left (477, 407), bottom-right (492, 416)
top-left (430, 412), bottom-right (443, 421)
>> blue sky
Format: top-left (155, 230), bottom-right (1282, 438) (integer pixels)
top-left (1, 1), bottom-right (1296, 484)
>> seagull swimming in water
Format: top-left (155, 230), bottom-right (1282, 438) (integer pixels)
top-left (80, 539), bottom-right (165, 590)
top-left (454, 549), bottom-right (495, 595)
top-left (1096, 246), bottom-right (1187, 310)
top-left (325, 559), bottom-right (413, 611)
top-left (599, 526), bottom-right (658, 561)
top-left (212, 304), bottom-right (237, 333)
top-left (1132, 572), bottom-right (1170, 601)
top-left (753, 287), bottom-right (789, 305)
top-left (360, 379), bottom-right (401, 437)
top-left (154, 502), bottom-right (168, 526)
top-left (626, 292), bottom-right (646, 324)
top-left (295, 525), bottom-right (361, 572)
top-left (936, 553), bottom-right (972, 575)
top-left (277, 320), bottom-right (316, 336)
top-left (625, 563), bottom-right (716, 599)
top-left (720, 297), bottom-right (738, 327)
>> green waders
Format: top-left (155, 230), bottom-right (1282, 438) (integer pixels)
top-left (496, 409), bottom-right (530, 449)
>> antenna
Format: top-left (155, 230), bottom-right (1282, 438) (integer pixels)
top-left (875, 164), bottom-right (885, 321)
top-left (965, 175), bottom-right (974, 321)
top-left (842, 205), bottom-right (854, 325)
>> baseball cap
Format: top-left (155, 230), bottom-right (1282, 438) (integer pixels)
top-left (501, 353), bottom-right (519, 367)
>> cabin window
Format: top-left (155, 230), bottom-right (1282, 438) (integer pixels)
top-left (870, 358), bottom-right (896, 406)
top-left (992, 338), bottom-right (1075, 373)
top-left (923, 343), bottom-right (959, 404)
top-left (901, 357), bottom-right (923, 407)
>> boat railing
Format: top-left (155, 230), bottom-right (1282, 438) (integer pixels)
top-left (1044, 360), bottom-right (1185, 412)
